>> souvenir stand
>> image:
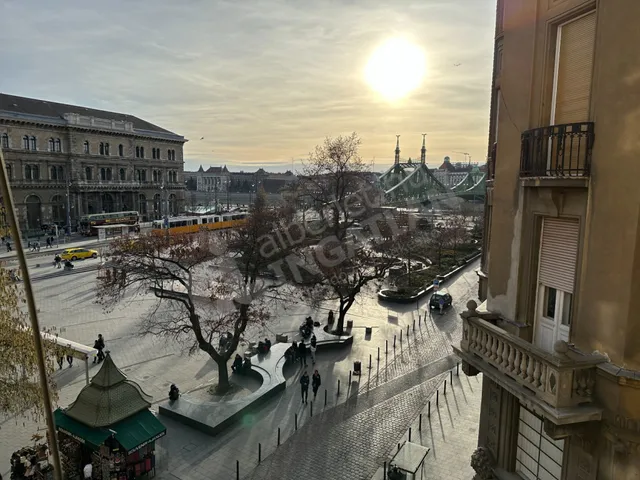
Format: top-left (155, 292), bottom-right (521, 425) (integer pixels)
top-left (53, 352), bottom-right (166, 480)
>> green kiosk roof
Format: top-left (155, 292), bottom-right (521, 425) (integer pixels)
top-left (55, 408), bottom-right (166, 454)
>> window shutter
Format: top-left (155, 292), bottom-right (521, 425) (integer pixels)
top-left (554, 12), bottom-right (596, 124)
top-left (539, 218), bottom-right (579, 293)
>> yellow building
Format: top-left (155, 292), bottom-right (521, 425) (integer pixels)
top-left (456, 0), bottom-right (640, 478)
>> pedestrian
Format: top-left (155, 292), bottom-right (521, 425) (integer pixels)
top-left (328, 310), bottom-right (334, 323)
top-left (93, 334), bottom-right (105, 363)
top-left (83, 462), bottom-right (92, 480)
top-left (298, 340), bottom-right (307, 367)
top-left (46, 237), bottom-right (51, 248)
top-left (66, 345), bottom-right (74, 368)
top-left (300, 371), bottom-right (309, 404)
top-left (310, 338), bottom-right (317, 365)
top-left (312, 370), bottom-right (321, 400)
top-left (439, 296), bottom-right (444, 315)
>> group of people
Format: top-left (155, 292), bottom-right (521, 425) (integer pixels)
top-left (299, 370), bottom-right (321, 404)
top-left (53, 254), bottom-right (73, 270)
top-left (231, 354), bottom-right (252, 374)
top-left (285, 335), bottom-right (317, 367)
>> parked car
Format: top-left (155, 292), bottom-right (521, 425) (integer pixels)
top-left (60, 248), bottom-right (98, 261)
top-left (429, 288), bottom-right (453, 310)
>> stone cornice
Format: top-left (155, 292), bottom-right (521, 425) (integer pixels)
top-left (597, 362), bottom-right (640, 388)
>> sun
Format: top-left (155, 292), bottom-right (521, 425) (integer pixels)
top-left (364, 38), bottom-right (426, 101)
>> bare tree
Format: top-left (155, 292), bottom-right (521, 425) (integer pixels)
top-left (97, 191), bottom-right (294, 393)
top-left (446, 213), bottom-right (470, 263)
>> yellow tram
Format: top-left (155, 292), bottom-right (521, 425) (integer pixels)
top-left (151, 212), bottom-right (248, 235)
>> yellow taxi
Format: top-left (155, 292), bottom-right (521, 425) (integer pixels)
top-left (60, 248), bottom-right (98, 261)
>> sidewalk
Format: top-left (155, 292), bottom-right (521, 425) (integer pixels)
top-left (371, 373), bottom-right (483, 480)
top-left (0, 236), bottom-right (110, 261)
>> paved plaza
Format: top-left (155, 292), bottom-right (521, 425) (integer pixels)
top-left (0, 253), bottom-right (481, 479)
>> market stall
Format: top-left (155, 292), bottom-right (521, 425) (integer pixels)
top-left (53, 351), bottom-right (166, 480)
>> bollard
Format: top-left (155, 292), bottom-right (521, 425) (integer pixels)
top-left (258, 443), bottom-right (261, 463)
top-left (369, 354), bottom-right (372, 369)
top-left (428, 401), bottom-right (431, 417)
top-left (383, 461), bottom-right (387, 480)
top-left (409, 427), bottom-right (412, 442)
top-left (310, 401), bottom-right (313, 417)
top-left (325, 389), bottom-right (327, 407)
top-left (419, 413), bottom-right (422, 431)
top-left (393, 335), bottom-right (396, 348)
top-left (295, 413), bottom-right (298, 430)
top-left (450, 370), bottom-right (453, 384)
top-left (236, 460), bottom-right (239, 480)
top-left (278, 427), bottom-right (281, 446)
top-left (386, 340), bottom-right (388, 355)
top-left (400, 330), bottom-right (402, 342)
top-left (337, 379), bottom-right (341, 396)
top-left (398, 443), bottom-right (401, 452)
top-left (413, 319), bottom-right (415, 331)
top-left (349, 370), bottom-right (352, 384)
top-left (444, 379), bottom-right (447, 395)
top-left (436, 390), bottom-right (439, 406)
top-left (377, 347), bottom-right (380, 361)
top-left (407, 325), bottom-right (409, 337)
top-left (457, 362), bottom-right (459, 376)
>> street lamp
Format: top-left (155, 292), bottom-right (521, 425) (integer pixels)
top-left (66, 179), bottom-right (72, 235)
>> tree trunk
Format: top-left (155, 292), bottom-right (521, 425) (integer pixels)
top-left (215, 357), bottom-right (231, 394)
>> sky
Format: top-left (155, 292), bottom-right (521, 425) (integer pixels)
top-left (0, 0), bottom-right (496, 173)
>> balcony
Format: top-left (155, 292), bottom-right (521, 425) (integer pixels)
top-left (520, 122), bottom-right (594, 184)
top-left (457, 310), bottom-right (607, 425)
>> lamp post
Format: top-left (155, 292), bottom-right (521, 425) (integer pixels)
top-left (66, 179), bottom-right (72, 235)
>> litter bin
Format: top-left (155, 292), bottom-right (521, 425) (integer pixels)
top-left (354, 361), bottom-right (362, 375)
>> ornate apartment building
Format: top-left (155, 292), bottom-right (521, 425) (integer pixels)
top-left (457, 0), bottom-right (640, 479)
top-left (0, 93), bottom-right (187, 228)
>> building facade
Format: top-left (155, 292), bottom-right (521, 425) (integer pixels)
top-left (0, 94), bottom-right (186, 228)
top-left (457, 0), bottom-right (640, 479)
top-left (184, 165), bottom-right (230, 193)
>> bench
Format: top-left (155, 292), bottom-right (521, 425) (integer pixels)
top-left (158, 343), bottom-right (289, 436)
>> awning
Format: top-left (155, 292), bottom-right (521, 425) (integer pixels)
top-left (54, 409), bottom-right (166, 454)
top-left (54, 409), bottom-right (110, 449)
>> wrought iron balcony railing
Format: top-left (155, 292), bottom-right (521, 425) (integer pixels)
top-left (520, 122), bottom-right (594, 178)
top-left (461, 316), bottom-right (606, 409)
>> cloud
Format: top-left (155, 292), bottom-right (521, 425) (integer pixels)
top-left (0, 0), bottom-right (495, 171)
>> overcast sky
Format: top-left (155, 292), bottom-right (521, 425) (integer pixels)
top-left (0, 0), bottom-right (496, 172)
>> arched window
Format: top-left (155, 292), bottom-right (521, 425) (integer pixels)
top-left (50, 195), bottom-right (65, 224)
top-left (152, 170), bottom-right (158, 183)
top-left (135, 146), bottom-right (140, 158)
top-left (2, 133), bottom-right (9, 149)
top-left (23, 136), bottom-right (29, 149)
top-left (58, 166), bottom-right (64, 180)
top-left (118, 144), bottom-right (124, 156)
top-left (25, 165), bottom-right (32, 179)
top-left (50, 166), bottom-right (57, 180)
top-left (85, 167), bottom-right (92, 180)
top-left (55, 138), bottom-right (61, 152)
top-left (140, 147), bottom-right (145, 158)
top-left (83, 141), bottom-right (90, 154)
top-left (106, 168), bottom-right (112, 181)
top-left (119, 168), bottom-right (125, 181)
top-left (30, 136), bottom-right (36, 150)
top-left (105, 143), bottom-right (110, 155)
top-left (100, 168), bottom-right (106, 181)
top-left (49, 138), bottom-right (55, 151)
top-left (32, 165), bottom-right (39, 180)
top-left (99, 142), bottom-right (105, 155)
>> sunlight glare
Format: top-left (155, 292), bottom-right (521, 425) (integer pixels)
top-left (365, 38), bottom-right (426, 101)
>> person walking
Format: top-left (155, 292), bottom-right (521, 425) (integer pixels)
top-left (312, 370), bottom-right (321, 400)
top-left (300, 371), bottom-right (310, 404)
top-left (298, 340), bottom-right (307, 367)
top-left (309, 336), bottom-right (317, 364)
top-left (93, 334), bottom-right (105, 363)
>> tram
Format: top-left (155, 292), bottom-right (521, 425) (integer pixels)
top-left (151, 212), bottom-right (248, 235)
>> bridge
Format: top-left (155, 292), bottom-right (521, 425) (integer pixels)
top-left (379, 135), bottom-right (486, 206)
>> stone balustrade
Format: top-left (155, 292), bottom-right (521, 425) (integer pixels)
top-left (461, 315), bottom-right (606, 409)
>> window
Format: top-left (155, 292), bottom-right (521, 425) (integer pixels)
top-left (55, 138), bottom-right (61, 152)
top-left (6, 164), bottom-right (12, 180)
top-left (106, 168), bottom-right (112, 181)
top-left (168, 149), bottom-right (176, 161)
top-left (25, 165), bottom-right (32, 179)
top-left (119, 168), bottom-right (125, 181)
top-left (84, 141), bottom-right (90, 154)
top-left (551, 12), bottom-right (597, 124)
top-left (86, 166), bottom-right (93, 180)
top-left (153, 170), bottom-right (158, 183)
top-left (544, 287), bottom-right (557, 319)
top-left (1, 133), bottom-right (8, 149)
top-left (135, 146), bottom-right (140, 158)
top-left (100, 168), bottom-right (106, 181)
top-left (561, 292), bottom-right (572, 326)
top-left (26, 165), bottom-right (40, 180)
top-left (51, 166), bottom-right (57, 180)
top-left (140, 147), bottom-right (144, 158)
top-left (152, 148), bottom-right (157, 159)
top-left (99, 143), bottom-right (105, 155)
top-left (49, 138), bottom-right (55, 151)
top-left (30, 137), bottom-right (36, 150)
top-left (118, 144), bottom-right (124, 156)
top-left (104, 143), bottom-right (110, 155)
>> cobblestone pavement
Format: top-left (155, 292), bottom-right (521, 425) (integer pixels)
top-left (371, 373), bottom-right (484, 480)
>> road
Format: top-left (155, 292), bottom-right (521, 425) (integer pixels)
top-left (0, 256), bottom-right (479, 478)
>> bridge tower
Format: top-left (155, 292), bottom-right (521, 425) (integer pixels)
top-left (394, 135), bottom-right (401, 165)
top-left (420, 134), bottom-right (427, 164)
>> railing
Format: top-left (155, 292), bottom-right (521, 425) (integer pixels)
top-left (520, 122), bottom-right (594, 178)
top-left (461, 316), bottom-right (606, 409)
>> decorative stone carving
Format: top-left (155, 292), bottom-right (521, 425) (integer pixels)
top-left (470, 447), bottom-right (496, 480)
